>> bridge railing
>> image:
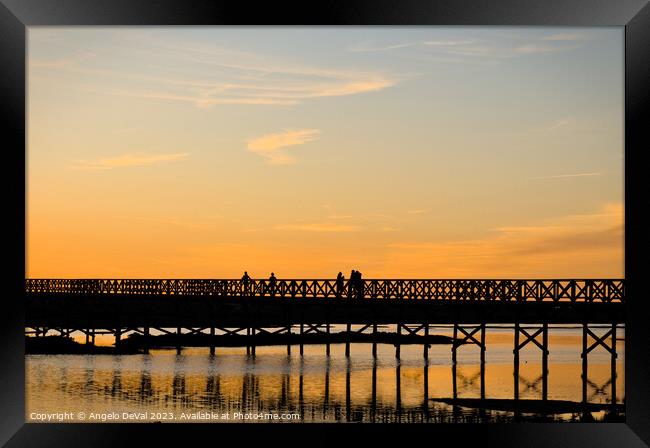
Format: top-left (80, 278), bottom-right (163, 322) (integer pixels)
top-left (25, 279), bottom-right (625, 303)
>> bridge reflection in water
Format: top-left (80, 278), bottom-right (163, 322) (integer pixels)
top-left (26, 326), bottom-right (624, 423)
top-left (25, 278), bottom-right (625, 423)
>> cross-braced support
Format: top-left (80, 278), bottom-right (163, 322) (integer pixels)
top-left (513, 322), bottom-right (549, 400)
top-left (395, 323), bottom-right (430, 360)
top-left (451, 323), bottom-right (486, 399)
top-left (581, 323), bottom-right (618, 408)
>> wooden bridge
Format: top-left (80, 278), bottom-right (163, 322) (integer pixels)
top-left (25, 278), bottom-right (624, 397)
top-left (25, 278), bottom-right (625, 331)
top-left (25, 278), bottom-right (625, 302)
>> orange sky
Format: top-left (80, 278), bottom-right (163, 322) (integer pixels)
top-left (26, 28), bottom-right (624, 279)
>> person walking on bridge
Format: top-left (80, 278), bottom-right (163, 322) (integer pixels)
top-left (356, 270), bottom-right (364, 299)
top-left (336, 272), bottom-right (345, 298)
top-left (348, 270), bottom-right (356, 299)
top-left (268, 272), bottom-right (277, 297)
top-left (241, 271), bottom-right (251, 296)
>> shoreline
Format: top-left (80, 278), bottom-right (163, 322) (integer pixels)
top-left (25, 332), bottom-right (457, 355)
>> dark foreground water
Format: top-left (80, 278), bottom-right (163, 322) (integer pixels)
top-left (26, 326), bottom-right (624, 423)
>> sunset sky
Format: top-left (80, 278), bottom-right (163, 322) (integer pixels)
top-left (27, 27), bottom-right (624, 278)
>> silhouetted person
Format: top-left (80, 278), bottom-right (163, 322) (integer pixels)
top-left (241, 271), bottom-right (251, 296)
top-left (356, 270), bottom-right (364, 299)
top-left (348, 270), bottom-right (356, 299)
top-left (268, 272), bottom-right (277, 296)
top-left (336, 272), bottom-right (345, 298)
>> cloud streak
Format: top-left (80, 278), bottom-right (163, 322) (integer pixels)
top-left (275, 223), bottom-right (360, 232)
top-left (31, 34), bottom-right (398, 108)
top-left (531, 173), bottom-right (601, 180)
top-left (349, 34), bottom-right (587, 59)
top-left (383, 203), bottom-right (623, 278)
top-left (71, 152), bottom-right (189, 170)
top-left (246, 129), bottom-right (321, 165)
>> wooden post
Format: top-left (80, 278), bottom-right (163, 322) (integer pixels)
top-left (246, 327), bottom-right (251, 355)
top-left (542, 323), bottom-right (548, 401)
top-left (209, 327), bottom-right (215, 356)
top-left (326, 323), bottom-right (331, 356)
top-left (299, 358), bottom-right (304, 417)
top-left (287, 325), bottom-right (291, 356)
top-left (452, 360), bottom-right (457, 400)
top-left (480, 323), bottom-right (486, 400)
top-left (300, 324), bottom-right (304, 356)
top-left (345, 358), bottom-right (351, 422)
top-left (611, 323), bottom-right (617, 408)
top-left (85, 329), bottom-right (90, 345)
top-left (424, 323), bottom-right (429, 360)
top-left (324, 357), bottom-right (330, 409)
top-left (423, 362), bottom-right (429, 406)
top-left (345, 323), bottom-right (351, 357)
top-left (582, 323), bottom-right (588, 404)
top-left (371, 360), bottom-right (377, 422)
top-left (452, 324), bottom-right (458, 365)
top-left (115, 327), bottom-right (121, 353)
top-left (91, 328), bottom-right (95, 346)
top-left (143, 327), bottom-right (150, 354)
top-left (298, 358), bottom-right (305, 415)
top-left (176, 327), bottom-right (182, 355)
top-left (396, 362), bottom-right (402, 414)
top-left (514, 322), bottom-right (519, 401)
top-left (396, 323), bottom-right (401, 360)
top-left (372, 323), bottom-right (378, 358)
top-left (251, 327), bottom-right (256, 356)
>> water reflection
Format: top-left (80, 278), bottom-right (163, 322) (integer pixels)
top-left (26, 334), bottom-right (625, 423)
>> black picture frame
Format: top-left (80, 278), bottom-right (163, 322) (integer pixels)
top-left (1, 0), bottom-right (648, 445)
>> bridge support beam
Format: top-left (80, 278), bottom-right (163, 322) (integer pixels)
top-left (396, 323), bottom-right (402, 359)
top-left (345, 323), bottom-right (351, 357)
top-left (371, 360), bottom-right (377, 422)
top-left (451, 323), bottom-right (486, 400)
top-left (114, 327), bottom-right (121, 353)
top-left (513, 322), bottom-right (549, 401)
top-left (251, 327), bottom-right (256, 356)
top-left (326, 323), bottom-right (331, 356)
top-left (287, 325), bottom-right (292, 356)
top-left (581, 323), bottom-right (618, 409)
top-left (345, 357), bottom-right (351, 422)
top-left (209, 327), bottom-right (215, 356)
top-left (424, 323), bottom-right (430, 360)
top-left (143, 327), bottom-right (150, 354)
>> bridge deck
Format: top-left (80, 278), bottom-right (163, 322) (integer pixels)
top-left (25, 278), bottom-right (625, 328)
top-left (26, 278), bottom-right (625, 302)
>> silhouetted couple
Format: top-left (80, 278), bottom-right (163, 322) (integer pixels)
top-left (348, 270), bottom-right (364, 299)
top-left (241, 271), bottom-right (277, 296)
top-left (241, 271), bottom-right (251, 296)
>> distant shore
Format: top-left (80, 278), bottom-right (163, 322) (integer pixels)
top-left (26, 332), bottom-right (457, 355)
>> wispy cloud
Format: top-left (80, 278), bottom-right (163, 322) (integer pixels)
top-left (71, 152), bottom-right (189, 170)
top-left (348, 39), bottom-right (475, 53)
top-left (275, 223), bottom-right (361, 232)
top-left (246, 129), bottom-right (321, 165)
top-left (531, 173), bottom-right (601, 180)
top-left (407, 209), bottom-right (429, 215)
top-left (31, 34), bottom-right (398, 108)
top-left (384, 202), bottom-right (623, 277)
top-left (543, 118), bottom-right (572, 131)
top-left (349, 34), bottom-right (586, 59)
top-left (541, 33), bottom-right (591, 42)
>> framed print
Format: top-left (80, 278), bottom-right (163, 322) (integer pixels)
top-left (1, 0), bottom-right (649, 446)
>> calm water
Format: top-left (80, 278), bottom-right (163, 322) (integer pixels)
top-left (26, 326), bottom-right (624, 423)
